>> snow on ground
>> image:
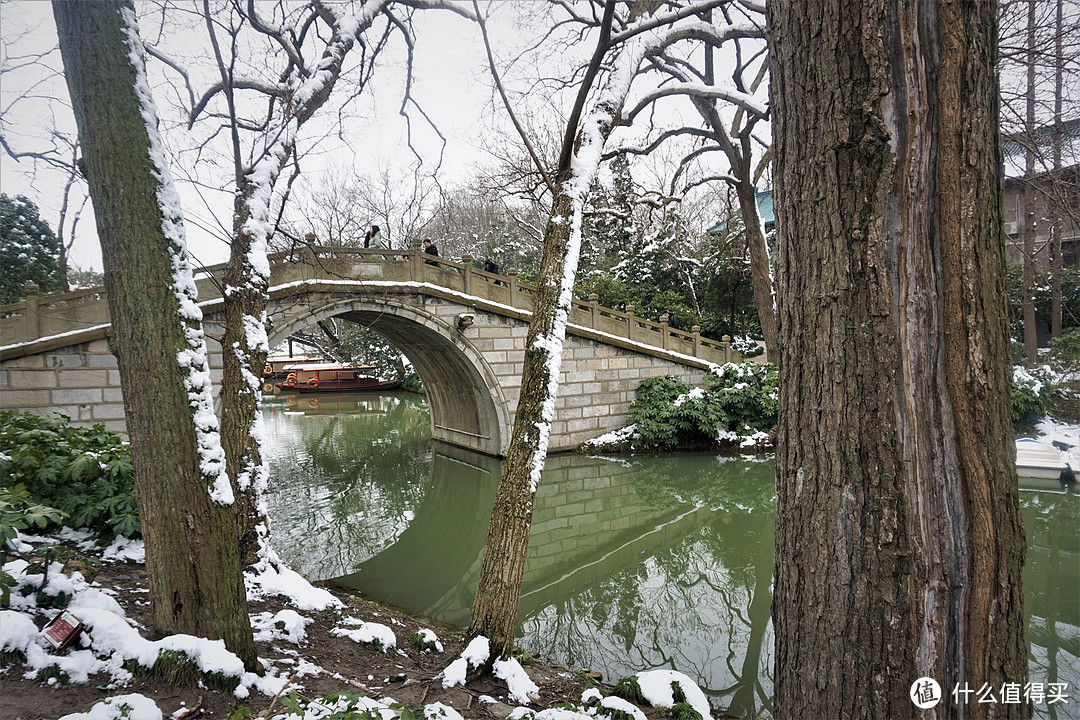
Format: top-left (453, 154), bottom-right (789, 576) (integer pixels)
top-left (59, 693), bottom-right (163, 720)
top-left (2, 534), bottom-right (298, 704)
top-left (635, 669), bottom-right (714, 720)
top-left (330, 618), bottom-right (398, 652)
top-left (245, 560), bottom-right (342, 611)
top-left (1032, 417), bottom-right (1080, 446)
top-left (494, 656), bottom-right (540, 705)
top-left (252, 609), bottom-right (313, 644)
top-left (440, 635), bottom-right (490, 689)
top-left (580, 424), bottom-right (638, 450)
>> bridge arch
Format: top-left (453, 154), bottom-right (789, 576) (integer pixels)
top-left (266, 296), bottom-right (512, 457)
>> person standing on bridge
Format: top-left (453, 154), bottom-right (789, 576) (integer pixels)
top-left (422, 239), bottom-right (439, 266)
top-left (365, 225), bottom-right (386, 260)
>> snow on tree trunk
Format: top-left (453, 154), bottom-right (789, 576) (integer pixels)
top-left (216, 1), bottom-right (387, 572)
top-left (53, 0), bottom-right (256, 669)
top-left (770, 0), bottom-right (1027, 717)
top-left (467, 23), bottom-right (659, 662)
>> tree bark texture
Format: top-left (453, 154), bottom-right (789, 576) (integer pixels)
top-left (54, 0), bottom-right (257, 669)
top-left (769, 0), bottom-right (1028, 717)
top-left (220, 179), bottom-right (272, 571)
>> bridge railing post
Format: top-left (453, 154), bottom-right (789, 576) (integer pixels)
top-left (507, 269), bottom-right (519, 308)
top-left (625, 304), bottom-right (635, 341)
top-left (588, 293), bottom-right (599, 329)
top-left (461, 254), bottom-right (473, 296)
top-left (408, 243), bottom-right (421, 283)
top-left (23, 283), bottom-right (41, 341)
top-left (692, 325), bottom-right (703, 357)
top-left (723, 334), bottom-right (732, 362)
top-left (660, 316), bottom-right (670, 349)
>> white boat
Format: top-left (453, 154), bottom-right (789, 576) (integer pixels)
top-left (1016, 438), bottom-right (1069, 479)
top-left (1015, 438), bottom-right (1078, 492)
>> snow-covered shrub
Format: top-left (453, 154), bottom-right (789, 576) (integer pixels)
top-left (1049, 328), bottom-right (1080, 375)
top-left (627, 363), bottom-right (777, 451)
top-left (1012, 365), bottom-right (1054, 431)
top-left (411, 628), bottom-right (442, 653)
top-left (729, 334), bottom-right (763, 358)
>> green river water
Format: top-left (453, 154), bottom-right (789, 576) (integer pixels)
top-left (262, 392), bottom-right (1079, 719)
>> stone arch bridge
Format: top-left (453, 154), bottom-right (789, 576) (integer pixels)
top-left (0, 248), bottom-right (744, 456)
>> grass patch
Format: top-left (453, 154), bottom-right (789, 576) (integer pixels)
top-left (0, 649), bottom-right (26, 667)
top-left (35, 664), bottom-right (70, 685)
top-left (611, 676), bottom-right (647, 705)
top-left (206, 670), bottom-right (242, 693)
top-left (670, 701), bottom-right (702, 720)
top-left (410, 630), bottom-right (438, 653)
top-left (599, 707), bottom-right (637, 720)
top-left (149, 649), bottom-right (200, 686)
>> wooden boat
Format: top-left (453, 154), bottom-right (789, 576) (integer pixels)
top-left (263, 355), bottom-right (323, 383)
top-left (275, 362), bottom-right (401, 393)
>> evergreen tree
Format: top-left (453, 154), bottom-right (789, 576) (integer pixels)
top-left (0, 194), bottom-right (61, 304)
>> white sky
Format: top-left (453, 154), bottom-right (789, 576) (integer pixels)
top-left (0, 1), bottom-right (521, 272)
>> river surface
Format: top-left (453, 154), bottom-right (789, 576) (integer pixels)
top-left (262, 392), bottom-right (1079, 718)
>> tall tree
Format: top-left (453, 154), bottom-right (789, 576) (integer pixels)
top-left (769, 0), bottom-right (1027, 718)
top-left (467, 0), bottom-right (762, 662)
top-left (53, 0), bottom-right (257, 669)
top-left (0, 194), bottom-right (61, 304)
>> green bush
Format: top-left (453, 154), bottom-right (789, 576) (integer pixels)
top-left (0, 412), bottom-right (138, 539)
top-left (629, 363), bottom-right (777, 451)
top-left (0, 484), bottom-right (66, 605)
top-left (1011, 366), bottom-right (1053, 431)
top-left (1049, 328), bottom-right (1080, 373)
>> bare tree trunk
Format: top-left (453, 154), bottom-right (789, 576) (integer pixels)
top-left (467, 192), bottom-right (575, 660)
top-left (1023, 0), bottom-right (1039, 362)
top-left (1051, 0), bottom-right (1065, 340)
top-left (54, 0), bottom-right (256, 670)
top-left (734, 180), bottom-right (777, 353)
top-left (769, 0), bottom-right (1027, 717)
top-left (220, 179), bottom-right (272, 570)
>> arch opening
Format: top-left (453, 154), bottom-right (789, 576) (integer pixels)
top-left (267, 297), bottom-right (510, 457)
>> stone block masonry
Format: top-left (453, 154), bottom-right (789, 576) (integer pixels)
top-left (3, 285), bottom-right (719, 455)
top-left (0, 339), bottom-right (127, 434)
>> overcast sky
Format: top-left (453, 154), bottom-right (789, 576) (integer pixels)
top-left (0, 1), bottom-right (529, 272)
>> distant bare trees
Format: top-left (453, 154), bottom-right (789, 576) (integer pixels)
top-left (1000, 0), bottom-right (1080, 355)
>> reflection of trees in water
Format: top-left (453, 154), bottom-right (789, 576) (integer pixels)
top-left (263, 395), bottom-right (433, 579)
top-left (1021, 490), bottom-right (1080, 720)
top-left (519, 458), bottom-right (776, 717)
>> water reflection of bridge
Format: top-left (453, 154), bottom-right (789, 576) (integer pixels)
top-left (335, 447), bottom-right (714, 625)
top-left (332, 448), bottom-right (777, 715)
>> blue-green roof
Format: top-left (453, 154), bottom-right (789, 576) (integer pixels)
top-left (707, 189), bottom-right (774, 234)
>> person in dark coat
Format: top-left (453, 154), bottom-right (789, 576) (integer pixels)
top-left (667, 310), bottom-right (680, 330)
top-left (483, 257), bottom-right (504, 285)
top-left (422, 239), bottom-right (439, 265)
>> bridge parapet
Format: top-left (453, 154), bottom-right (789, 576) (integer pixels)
top-left (1, 247), bottom-right (743, 367)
